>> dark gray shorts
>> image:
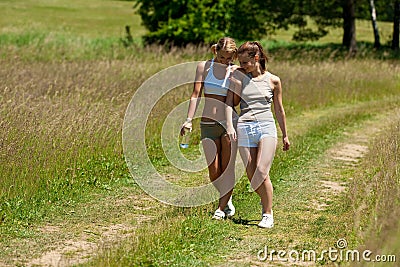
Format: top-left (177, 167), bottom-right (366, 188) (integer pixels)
top-left (200, 121), bottom-right (227, 140)
top-left (200, 119), bottom-right (238, 140)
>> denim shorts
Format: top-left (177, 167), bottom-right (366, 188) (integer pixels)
top-left (237, 120), bottom-right (277, 147)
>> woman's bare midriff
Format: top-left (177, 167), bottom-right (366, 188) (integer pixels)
top-left (201, 94), bottom-right (227, 122)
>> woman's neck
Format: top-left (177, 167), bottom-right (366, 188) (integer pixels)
top-left (213, 58), bottom-right (227, 65)
top-left (250, 67), bottom-right (264, 78)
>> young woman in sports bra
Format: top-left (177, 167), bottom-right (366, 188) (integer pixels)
top-left (180, 37), bottom-right (239, 220)
top-left (226, 41), bottom-right (290, 228)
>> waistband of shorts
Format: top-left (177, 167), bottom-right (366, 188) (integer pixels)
top-left (200, 118), bottom-right (238, 125)
top-left (238, 118), bottom-right (275, 123)
top-left (200, 120), bottom-right (222, 125)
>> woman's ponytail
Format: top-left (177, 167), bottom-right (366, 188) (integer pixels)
top-left (211, 43), bottom-right (218, 55)
top-left (253, 41), bottom-right (268, 71)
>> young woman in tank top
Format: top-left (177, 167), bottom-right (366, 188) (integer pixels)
top-left (180, 37), bottom-right (240, 220)
top-left (225, 41), bottom-right (290, 228)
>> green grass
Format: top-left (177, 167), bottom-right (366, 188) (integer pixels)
top-left (1, 1), bottom-right (400, 266)
top-left (0, 1), bottom-right (394, 45)
top-left (3, 51), bottom-right (398, 251)
top-left (87, 98), bottom-right (400, 267)
top-left (270, 17), bottom-right (394, 46)
top-left (0, 0), bottom-right (148, 61)
top-left (349, 115), bottom-right (400, 266)
top-left (0, 1), bottom-right (399, 62)
top-left (0, 0), bottom-right (144, 38)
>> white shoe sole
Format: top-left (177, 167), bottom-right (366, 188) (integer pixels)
top-left (258, 223), bottom-right (274, 228)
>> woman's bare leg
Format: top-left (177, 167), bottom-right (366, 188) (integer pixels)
top-left (239, 137), bottom-right (277, 214)
top-left (254, 137), bottom-right (277, 214)
top-left (202, 134), bottom-right (237, 212)
top-left (202, 138), bottom-right (224, 210)
top-left (219, 134), bottom-right (237, 210)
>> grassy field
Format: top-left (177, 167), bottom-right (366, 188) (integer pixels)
top-left (1, 1), bottom-right (400, 266)
top-left (0, 0), bottom-right (144, 38)
top-left (270, 18), bottom-right (394, 46)
top-left (0, 0), bottom-right (395, 44)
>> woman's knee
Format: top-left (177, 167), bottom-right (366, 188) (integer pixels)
top-left (256, 166), bottom-right (270, 179)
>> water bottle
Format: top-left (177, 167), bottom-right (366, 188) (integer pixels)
top-left (180, 127), bottom-right (191, 149)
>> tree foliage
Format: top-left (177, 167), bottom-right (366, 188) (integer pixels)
top-left (135, 0), bottom-right (233, 45)
top-left (135, 0), bottom-right (304, 45)
top-left (134, 0), bottom-right (397, 46)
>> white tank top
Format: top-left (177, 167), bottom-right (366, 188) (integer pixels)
top-left (203, 59), bottom-right (231, 97)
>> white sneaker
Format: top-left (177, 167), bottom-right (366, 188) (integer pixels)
top-left (212, 209), bottom-right (225, 220)
top-left (258, 212), bottom-right (274, 228)
top-left (224, 197), bottom-right (236, 218)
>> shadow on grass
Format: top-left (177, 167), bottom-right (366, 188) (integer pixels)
top-left (231, 217), bottom-right (259, 226)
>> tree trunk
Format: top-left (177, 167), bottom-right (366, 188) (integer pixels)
top-left (393, 0), bottom-right (400, 50)
top-left (342, 0), bottom-right (357, 55)
top-left (369, 0), bottom-right (381, 49)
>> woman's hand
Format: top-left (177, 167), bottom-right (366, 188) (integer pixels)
top-left (226, 126), bottom-right (237, 141)
top-left (180, 119), bottom-right (192, 136)
top-left (228, 74), bottom-right (241, 89)
top-left (282, 136), bottom-right (290, 151)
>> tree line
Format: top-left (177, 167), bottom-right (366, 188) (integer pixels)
top-left (132, 0), bottom-right (400, 53)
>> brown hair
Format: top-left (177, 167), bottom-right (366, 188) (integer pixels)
top-left (211, 37), bottom-right (237, 58)
top-left (237, 41), bottom-right (269, 71)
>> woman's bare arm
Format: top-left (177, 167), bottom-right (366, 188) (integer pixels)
top-left (272, 74), bottom-right (290, 151)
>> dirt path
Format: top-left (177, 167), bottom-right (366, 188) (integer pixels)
top-left (1, 188), bottom-right (163, 267)
top-left (223, 108), bottom-right (399, 267)
top-left (2, 107), bottom-right (398, 267)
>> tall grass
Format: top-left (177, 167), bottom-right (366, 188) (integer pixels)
top-left (0, 60), bottom-right (129, 232)
top-left (1, 1), bottom-right (399, 265)
top-left (88, 100), bottom-right (400, 266)
top-left (1, 41), bottom-right (399, 230)
top-left (350, 114), bottom-right (400, 266)
top-left (0, 45), bottom-right (213, 236)
top-left (1, 31), bottom-right (399, 62)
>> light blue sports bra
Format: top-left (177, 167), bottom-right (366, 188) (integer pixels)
top-left (203, 59), bottom-right (231, 96)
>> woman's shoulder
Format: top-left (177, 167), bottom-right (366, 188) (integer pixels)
top-left (231, 66), bottom-right (246, 80)
top-left (196, 60), bottom-right (213, 71)
top-left (232, 67), bottom-right (247, 77)
top-left (231, 65), bottom-right (243, 72)
top-left (266, 72), bottom-right (281, 91)
top-left (267, 71), bottom-right (280, 83)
